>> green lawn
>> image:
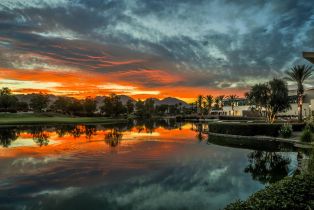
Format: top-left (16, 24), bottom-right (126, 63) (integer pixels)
top-left (0, 113), bottom-right (127, 125)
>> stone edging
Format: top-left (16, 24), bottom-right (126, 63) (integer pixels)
top-left (206, 132), bottom-right (313, 149)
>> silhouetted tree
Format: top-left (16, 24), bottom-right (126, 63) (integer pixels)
top-left (83, 97), bottom-right (97, 116)
top-left (101, 94), bottom-right (126, 117)
top-left (0, 87), bottom-right (18, 112)
top-left (205, 95), bottom-right (213, 115)
top-left (126, 99), bottom-right (134, 114)
top-left (30, 93), bottom-right (49, 112)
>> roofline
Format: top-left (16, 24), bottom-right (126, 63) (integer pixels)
top-left (303, 52), bottom-right (314, 64)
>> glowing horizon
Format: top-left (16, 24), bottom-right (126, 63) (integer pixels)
top-left (0, 1), bottom-right (313, 103)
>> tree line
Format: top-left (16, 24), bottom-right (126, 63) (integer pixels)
top-left (0, 90), bottom-right (185, 117)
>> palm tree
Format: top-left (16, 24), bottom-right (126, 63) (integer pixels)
top-left (197, 95), bottom-right (203, 115)
top-left (216, 95), bottom-right (225, 109)
top-left (227, 94), bottom-right (238, 116)
top-left (286, 65), bottom-right (312, 121)
top-left (205, 95), bottom-right (213, 115)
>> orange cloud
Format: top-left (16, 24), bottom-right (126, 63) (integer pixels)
top-left (0, 67), bottom-right (246, 102)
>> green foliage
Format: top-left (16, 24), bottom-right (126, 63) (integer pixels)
top-left (301, 128), bottom-right (313, 142)
top-left (208, 123), bottom-right (282, 137)
top-left (279, 123), bottom-right (292, 138)
top-left (246, 79), bottom-right (290, 123)
top-left (305, 121), bottom-right (314, 132)
top-left (225, 174), bottom-right (314, 210)
top-left (0, 87), bottom-right (18, 112)
top-left (126, 99), bottom-right (134, 114)
top-left (101, 94), bottom-right (126, 117)
top-left (30, 93), bottom-right (49, 112)
top-left (83, 97), bottom-right (97, 115)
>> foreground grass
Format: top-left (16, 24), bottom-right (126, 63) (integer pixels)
top-left (0, 113), bottom-right (127, 125)
top-left (224, 174), bottom-right (314, 210)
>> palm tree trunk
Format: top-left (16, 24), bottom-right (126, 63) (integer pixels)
top-left (298, 94), bottom-right (303, 122)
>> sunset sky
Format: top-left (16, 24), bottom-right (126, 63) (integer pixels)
top-left (0, 0), bottom-right (314, 102)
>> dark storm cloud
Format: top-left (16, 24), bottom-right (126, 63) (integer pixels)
top-left (0, 0), bottom-right (314, 90)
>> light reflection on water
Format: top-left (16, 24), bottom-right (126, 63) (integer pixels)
top-left (0, 120), bottom-right (298, 210)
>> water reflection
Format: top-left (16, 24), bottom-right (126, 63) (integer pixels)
top-left (0, 120), bottom-right (304, 210)
top-left (0, 127), bottom-right (19, 147)
top-left (244, 151), bottom-right (291, 184)
top-left (30, 127), bottom-right (50, 147)
top-left (104, 128), bottom-right (123, 147)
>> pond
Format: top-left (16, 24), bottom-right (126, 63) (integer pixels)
top-left (0, 119), bottom-right (300, 210)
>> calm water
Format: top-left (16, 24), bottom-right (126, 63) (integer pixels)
top-left (0, 120), bottom-right (298, 210)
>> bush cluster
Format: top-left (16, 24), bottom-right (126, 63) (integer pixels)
top-left (208, 123), bottom-right (282, 137)
top-left (279, 123), bottom-right (292, 138)
top-left (224, 174), bottom-right (314, 210)
top-left (208, 122), bottom-right (305, 137)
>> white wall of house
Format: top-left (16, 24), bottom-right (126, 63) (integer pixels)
top-left (222, 105), bottom-right (251, 116)
top-left (279, 103), bottom-right (310, 116)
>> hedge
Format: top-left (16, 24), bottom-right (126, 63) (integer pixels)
top-left (208, 123), bottom-right (305, 137)
top-left (224, 174), bottom-right (314, 210)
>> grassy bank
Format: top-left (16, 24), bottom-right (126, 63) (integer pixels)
top-left (0, 113), bottom-right (127, 125)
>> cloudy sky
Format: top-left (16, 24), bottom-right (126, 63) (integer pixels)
top-left (0, 0), bottom-right (313, 101)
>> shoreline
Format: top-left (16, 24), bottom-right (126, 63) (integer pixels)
top-left (207, 132), bottom-right (313, 149)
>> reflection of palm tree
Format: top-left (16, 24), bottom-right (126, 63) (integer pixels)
top-left (196, 124), bottom-right (205, 141)
top-left (244, 151), bottom-right (291, 184)
top-left (0, 127), bottom-right (19, 148)
top-left (31, 127), bottom-right (49, 147)
top-left (104, 128), bottom-right (123, 147)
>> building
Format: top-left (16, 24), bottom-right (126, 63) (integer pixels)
top-left (303, 52), bottom-right (314, 63)
top-left (219, 52), bottom-right (314, 117)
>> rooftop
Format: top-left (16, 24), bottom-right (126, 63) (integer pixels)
top-left (303, 52), bottom-right (314, 64)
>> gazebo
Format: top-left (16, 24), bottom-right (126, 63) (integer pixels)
top-left (303, 52), bottom-right (314, 64)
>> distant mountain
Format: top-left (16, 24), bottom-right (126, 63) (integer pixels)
top-left (157, 97), bottom-right (190, 107)
top-left (15, 94), bottom-right (60, 106)
top-left (95, 95), bottom-right (135, 105)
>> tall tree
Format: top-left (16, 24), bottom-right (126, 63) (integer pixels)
top-left (197, 95), bottom-right (203, 114)
top-left (266, 79), bottom-right (291, 123)
top-left (0, 87), bottom-right (18, 111)
top-left (83, 97), bottom-right (97, 116)
top-left (30, 93), bottom-right (49, 112)
top-left (286, 65), bottom-right (312, 121)
top-left (126, 99), bottom-right (134, 114)
top-left (246, 83), bottom-right (269, 116)
top-left (227, 94), bottom-right (238, 116)
top-left (101, 94), bottom-right (125, 117)
top-left (214, 95), bottom-right (225, 109)
top-left (246, 79), bottom-right (290, 123)
top-left (205, 95), bottom-right (213, 115)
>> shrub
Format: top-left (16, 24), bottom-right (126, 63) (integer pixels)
top-left (208, 123), bottom-right (282, 137)
top-left (305, 122), bottom-right (314, 132)
top-left (301, 128), bottom-right (313, 142)
top-left (279, 123), bottom-right (292, 138)
top-left (224, 174), bottom-right (314, 210)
